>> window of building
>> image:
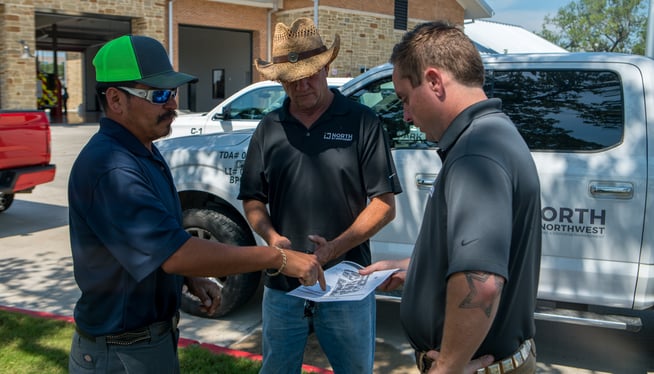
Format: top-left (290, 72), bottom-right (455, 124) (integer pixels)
top-left (394, 0), bottom-right (408, 30)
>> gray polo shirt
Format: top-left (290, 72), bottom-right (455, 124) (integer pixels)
top-left (400, 98), bottom-right (542, 360)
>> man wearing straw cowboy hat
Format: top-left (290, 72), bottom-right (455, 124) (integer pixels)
top-left (238, 17), bottom-right (402, 373)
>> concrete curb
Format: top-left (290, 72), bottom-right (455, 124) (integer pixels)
top-left (0, 305), bottom-right (333, 374)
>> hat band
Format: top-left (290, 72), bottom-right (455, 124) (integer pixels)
top-left (272, 46), bottom-right (327, 64)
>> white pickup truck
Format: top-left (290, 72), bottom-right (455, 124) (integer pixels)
top-left (167, 78), bottom-right (350, 139)
top-left (157, 52), bottom-right (653, 332)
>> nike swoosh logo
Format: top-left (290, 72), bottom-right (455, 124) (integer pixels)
top-left (461, 239), bottom-right (478, 246)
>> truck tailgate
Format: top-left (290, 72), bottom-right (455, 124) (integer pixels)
top-left (0, 110), bottom-right (52, 169)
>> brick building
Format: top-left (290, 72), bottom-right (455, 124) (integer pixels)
top-left (0, 0), bottom-right (492, 115)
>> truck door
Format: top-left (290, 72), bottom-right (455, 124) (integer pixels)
top-left (484, 61), bottom-right (646, 309)
top-left (346, 75), bottom-right (441, 262)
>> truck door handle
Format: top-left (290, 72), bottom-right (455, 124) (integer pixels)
top-left (416, 174), bottom-right (437, 189)
top-left (589, 182), bottom-right (633, 199)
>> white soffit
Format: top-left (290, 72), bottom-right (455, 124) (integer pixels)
top-left (457, 0), bottom-right (494, 19)
top-left (465, 20), bottom-right (568, 54)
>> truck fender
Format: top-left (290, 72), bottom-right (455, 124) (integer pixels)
top-left (180, 208), bottom-right (262, 318)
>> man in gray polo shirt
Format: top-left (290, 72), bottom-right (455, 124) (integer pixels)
top-left (361, 21), bottom-right (541, 374)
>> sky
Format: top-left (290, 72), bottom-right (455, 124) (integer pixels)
top-left (485, 0), bottom-right (574, 32)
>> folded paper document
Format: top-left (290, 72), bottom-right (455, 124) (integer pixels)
top-left (287, 260), bottom-right (399, 302)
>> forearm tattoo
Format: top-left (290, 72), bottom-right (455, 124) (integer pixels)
top-left (459, 271), bottom-right (504, 317)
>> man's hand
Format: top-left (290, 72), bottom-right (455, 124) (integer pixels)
top-left (308, 234), bottom-right (335, 265)
top-left (184, 277), bottom-right (221, 316)
top-left (359, 258), bottom-right (410, 291)
top-left (270, 236), bottom-right (292, 251)
top-left (426, 350), bottom-right (494, 374)
top-left (282, 249), bottom-right (327, 291)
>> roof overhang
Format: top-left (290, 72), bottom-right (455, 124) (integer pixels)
top-left (457, 0), bottom-right (494, 19)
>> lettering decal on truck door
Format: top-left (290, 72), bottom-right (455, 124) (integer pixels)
top-left (541, 207), bottom-right (606, 237)
top-left (226, 159), bottom-right (245, 184)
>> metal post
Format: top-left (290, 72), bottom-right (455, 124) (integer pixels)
top-left (646, 0), bottom-right (654, 57)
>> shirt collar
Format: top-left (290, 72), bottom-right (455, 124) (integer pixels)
top-left (437, 98), bottom-right (503, 161)
top-left (278, 88), bottom-right (350, 123)
top-left (98, 117), bottom-right (154, 158)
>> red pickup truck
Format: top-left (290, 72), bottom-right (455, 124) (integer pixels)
top-left (0, 110), bottom-right (56, 212)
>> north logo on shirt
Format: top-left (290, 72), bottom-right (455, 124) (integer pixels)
top-left (323, 132), bottom-right (353, 142)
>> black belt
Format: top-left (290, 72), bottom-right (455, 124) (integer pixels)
top-left (75, 312), bottom-right (179, 346)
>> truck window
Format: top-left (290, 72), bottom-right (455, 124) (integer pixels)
top-left (484, 70), bottom-right (624, 152)
top-left (229, 86), bottom-right (286, 120)
top-left (347, 77), bottom-right (432, 149)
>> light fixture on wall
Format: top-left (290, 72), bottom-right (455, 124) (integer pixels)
top-left (19, 40), bottom-right (34, 59)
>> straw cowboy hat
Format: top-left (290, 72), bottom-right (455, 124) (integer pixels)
top-left (255, 17), bottom-right (340, 82)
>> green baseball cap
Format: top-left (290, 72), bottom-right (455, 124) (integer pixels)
top-left (93, 35), bottom-right (197, 89)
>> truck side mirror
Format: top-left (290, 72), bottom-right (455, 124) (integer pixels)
top-left (213, 105), bottom-right (230, 121)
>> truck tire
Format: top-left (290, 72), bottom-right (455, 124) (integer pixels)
top-left (181, 208), bottom-right (261, 318)
top-left (0, 193), bottom-right (14, 213)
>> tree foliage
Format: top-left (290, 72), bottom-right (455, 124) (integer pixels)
top-left (539, 0), bottom-right (648, 54)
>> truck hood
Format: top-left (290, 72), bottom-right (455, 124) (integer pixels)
top-left (155, 130), bottom-right (254, 170)
top-left (172, 111), bottom-right (212, 126)
top-left (156, 129), bottom-right (252, 151)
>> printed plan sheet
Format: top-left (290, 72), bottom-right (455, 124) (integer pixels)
top-left (287, 261), bottom-right (399, 302)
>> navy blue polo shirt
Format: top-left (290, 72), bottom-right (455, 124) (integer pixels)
top-left (68, 118), bottom-right (191, 336)
top-left (238, 89), bottom-right (402, 291)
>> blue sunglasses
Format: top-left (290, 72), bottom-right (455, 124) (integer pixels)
top-left (118, 87), bottom-right (177, 104)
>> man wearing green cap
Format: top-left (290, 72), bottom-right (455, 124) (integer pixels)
top-left (67, 34), bottom-right (326, 374)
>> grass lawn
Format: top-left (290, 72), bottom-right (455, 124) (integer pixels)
top-left (0, 308), bottom-right (266, 373)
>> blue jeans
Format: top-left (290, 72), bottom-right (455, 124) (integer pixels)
top-left (260, 287), bottom-right (376, 374)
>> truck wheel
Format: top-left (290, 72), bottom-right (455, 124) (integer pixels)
top-left (0, 193), bottom-right (14, 213)
top-left (181, 208), bottom-right (261, 318)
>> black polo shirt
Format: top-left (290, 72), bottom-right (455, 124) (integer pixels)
top-left (238, 89), bottom-right (402, 291)
top-left (400, 99), bottom-right (542, 360)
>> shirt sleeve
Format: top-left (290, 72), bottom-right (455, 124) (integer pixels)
top-left (444, 154), bottom-right (512, 280)
top-left (237, 124), bottom-right (268, 203)
top-left (86, 166), bottom-right (191, 282)
top-left (359, 110), bottom-right (403, 197)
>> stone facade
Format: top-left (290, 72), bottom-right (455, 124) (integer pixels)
top-left (273, 4), bottom-right (461, 78)
top-left (0, 0), bottom-right (465, 111)
top-left (1, 3), bottom-right (38, 109)
top-left (0, 0), bottom-right (167, 110)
